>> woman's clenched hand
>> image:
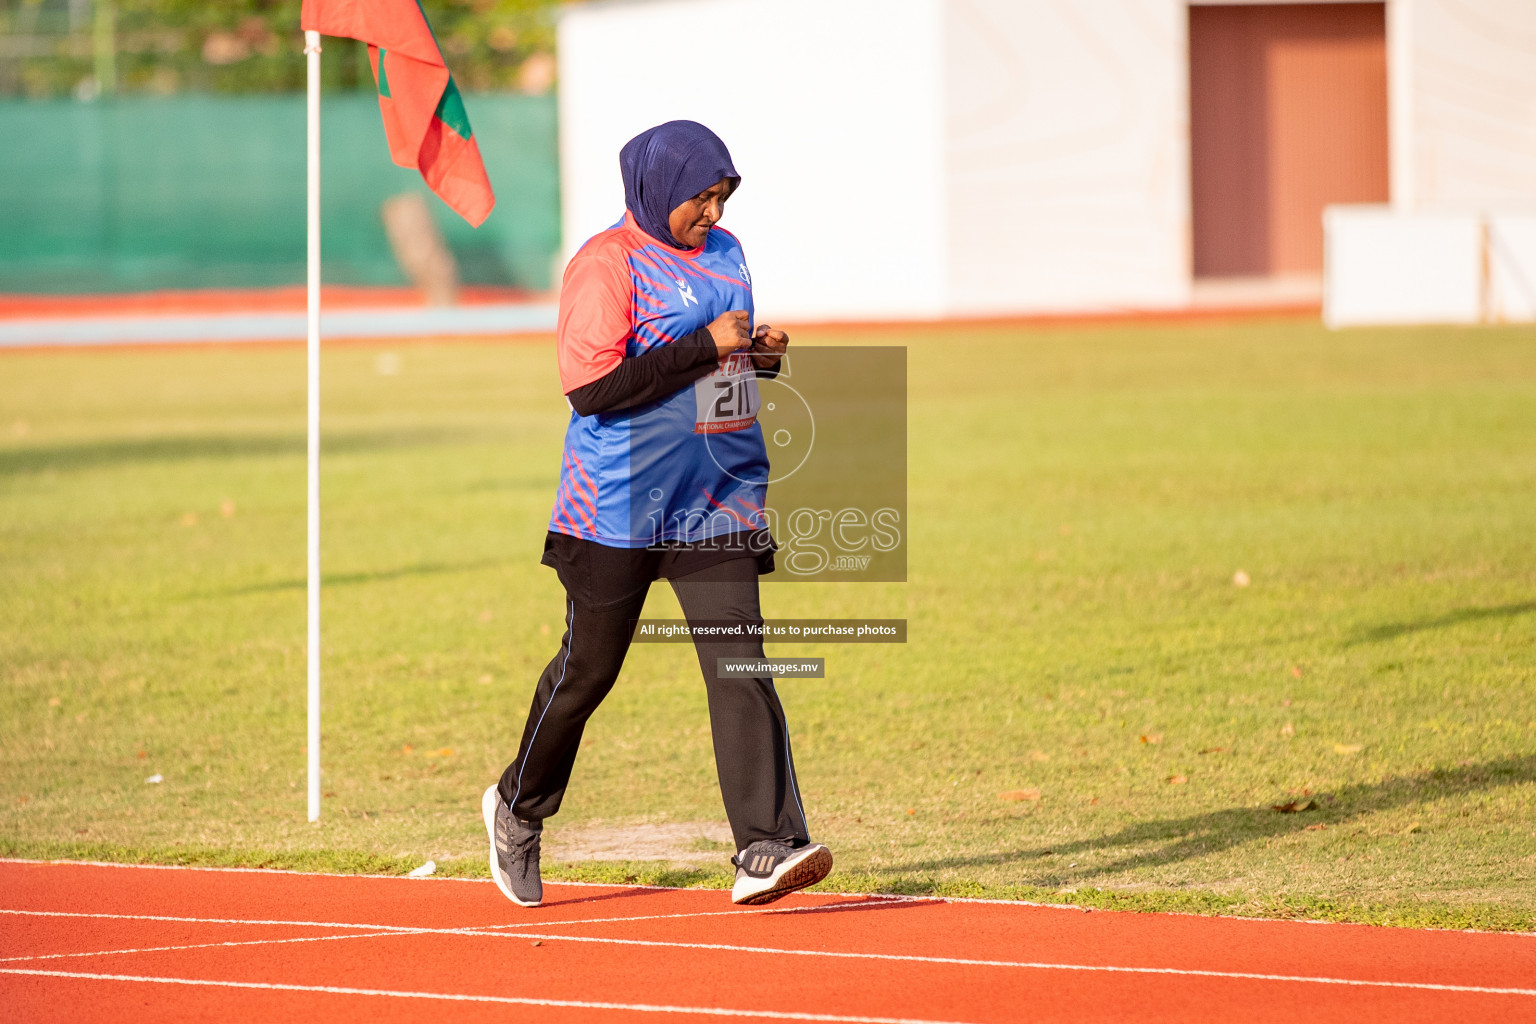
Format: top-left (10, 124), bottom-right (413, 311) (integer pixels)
top-left (749, 324), bottom-right (788, 368)
top-left (707, 309), bottom-right (753, 360)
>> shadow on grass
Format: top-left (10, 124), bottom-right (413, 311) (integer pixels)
top-left (1346, 602), bottom-right (1536, 646)
top-left (887, 755), bottom-right (1536, 887)
top-left (0, 428), bottom-right (491, 475)
top-left (211, 557), bottom-right (512, 596)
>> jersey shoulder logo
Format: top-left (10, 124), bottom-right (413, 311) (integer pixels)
top-left (675, 276), bottom-right (698, 307)
top-left (739, 263), bottom-right (751, 284)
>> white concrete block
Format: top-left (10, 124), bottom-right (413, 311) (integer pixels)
top-left (1488, 213), bottom-right (1536, 323)
top-left (1323, 206), bottom-right (1483, 327)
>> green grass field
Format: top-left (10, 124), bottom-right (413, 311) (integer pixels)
top-left (3, 318), bottom-right (1534, 930)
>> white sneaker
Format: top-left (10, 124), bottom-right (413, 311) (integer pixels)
top-left (730, 839), bottom-right (833, 905)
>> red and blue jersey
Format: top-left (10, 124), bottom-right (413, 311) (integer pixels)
top-left (548, 211), bottom-right (768, 547)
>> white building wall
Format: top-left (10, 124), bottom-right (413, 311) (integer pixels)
top-left (1391, 0), bottom-right (1536, 207)
top-left (557, 0), bottom-right (948, 322)
top-left (1331, 0), bottom-right (1536, 325)
top-left (944, 0), bottom-right (1190, 314)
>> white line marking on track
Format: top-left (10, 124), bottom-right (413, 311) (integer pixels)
top-left (5, 907), bottom-right (1532, 997)
top-left (457, 929), bottom-right (1536, 998)
top-left (0, 929), bottom-right (420, 964)
top-left (5, 859), bottom-right (1532, 939)
top-left (0, 902), bottom-right (875, 934)
top-left (0, 969), bottom-right (979, 1024)
top-left (0, 908), bottom-right (425, 932)
top-left (480, 901), bottom-right (881, 930)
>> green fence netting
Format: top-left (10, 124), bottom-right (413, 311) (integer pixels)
top-left (0, 92), bottom-right (559, 293)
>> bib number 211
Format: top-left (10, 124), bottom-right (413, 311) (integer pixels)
top-left (693, 353), bottom-right (760, 434)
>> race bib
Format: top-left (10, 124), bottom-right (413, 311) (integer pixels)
top-left (693, 352), bottom-right (761, 434)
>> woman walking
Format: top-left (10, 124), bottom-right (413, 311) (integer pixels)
top-left (483, 120), bottom-right (832, 908)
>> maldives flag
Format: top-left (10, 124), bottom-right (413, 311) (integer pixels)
top-left (301, 0), bottom-right (496, 227)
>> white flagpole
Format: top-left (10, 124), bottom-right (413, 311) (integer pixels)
top-left (304, 28), bottom-right (323, 823)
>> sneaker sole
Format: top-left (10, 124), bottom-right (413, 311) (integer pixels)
top-left (731, 844), bottom-right (834, 906)
top-left (482, 785), bottom-right (540, 908)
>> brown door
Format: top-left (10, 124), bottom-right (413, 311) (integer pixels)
top-left (1190, 3), bottom-right (1389, 277)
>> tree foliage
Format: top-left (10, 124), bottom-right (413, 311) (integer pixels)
top-left (0, 0), bottom-right (561, 98)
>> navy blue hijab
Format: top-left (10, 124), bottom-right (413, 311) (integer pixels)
top-left (620, 120), bottom-right (739, 249)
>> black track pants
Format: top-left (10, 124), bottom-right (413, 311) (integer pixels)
top-left (497, 556), bottom-right (809, 852)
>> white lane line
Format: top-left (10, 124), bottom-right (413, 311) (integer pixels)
top-left (0, 304), bottom-right (560, 347)
top-left (0, 909), bottom-right (424, 932)
top-left (0, 929), bottom-right (420, 964)
top-left (452, 928), bottom-right (1536, 998)
top-left (0, 969), bottom-right (977, 1024)
top-left (6, 907), bottom-right (1533, 998)
top-left (5, 859), bottom-right (1535, 938)
top-left (0, 902), bottom-right (869, 934)
top-left (481, 901), bottom-right (885, 930)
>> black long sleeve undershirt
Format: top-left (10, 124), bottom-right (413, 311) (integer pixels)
top-left (566, 329), bottom-right (783, 417)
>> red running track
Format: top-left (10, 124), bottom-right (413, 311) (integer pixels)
top-left (2, 860), bottom-right (1532, 1023)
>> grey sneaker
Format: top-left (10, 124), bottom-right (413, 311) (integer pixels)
top-left (482, 784), bottom-right (542, 907)
top-left (730, 839), bottom-right (833, 905)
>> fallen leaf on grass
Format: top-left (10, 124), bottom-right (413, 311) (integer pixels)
top-left (478, 674), bottom-right (493, 685)
top-left (1232, 570), bottom-right (1251, 587)
top-left (401, 744), bottom-right (414, 754)
top-left (407, 860), bottom-right (436, 877)
top-left (1402, 822), bottom-right (1422, 835)
top-left (1271, 799), bottom-right (1317, 813)
top-left (1280, 722), bottom-right (1295, 737)
top-left (1198, 747), bottom-right (1227, 755)
top-left (478, 610), bottom-right (493, 623)
top-left (905, 808), bottom-right (916, 815)
top-left (48, 697), bottom-right (60, 707)
top-left (1030, 750), bottom-right (1050, 762)
top-left (145, 774), bottom-right (163, 784)
top-left (136, 750), bottom-right (147, 759)
top-left (423, 747), bottom-right (455, 758)
top-left (1139, 734), bottom-right (1162, 745)
top-left (1333, 743), bottom-right (1364, 755)
top-left (999, 789), bottom-right (1041, 802)
top-left (220, 499), bottom-right (236, 518)
top-left (180, 512), bottom-right (197, 527)
top-left (1305, 824), bottom-right (1328, 831)
top-left (1166, 775), bottom-right (1187, 785)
